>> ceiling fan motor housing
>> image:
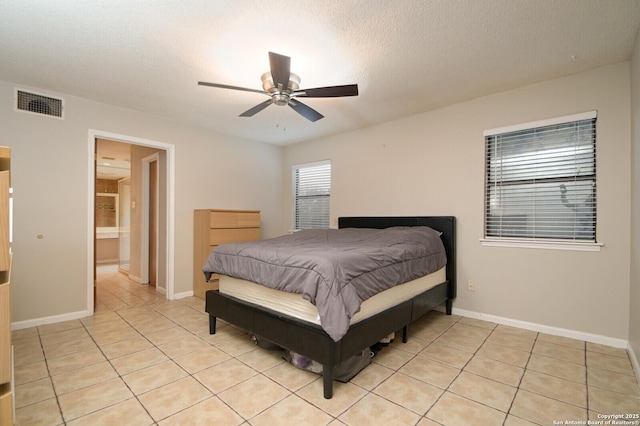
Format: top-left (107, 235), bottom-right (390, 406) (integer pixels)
top-left (261, 71), bottom-right (300, 105)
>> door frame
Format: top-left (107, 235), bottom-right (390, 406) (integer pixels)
top-left (141, 153), bottom-right (159, 289)
top-left (87, 130), bottom-right (175, 313)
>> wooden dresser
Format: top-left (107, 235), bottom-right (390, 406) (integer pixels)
top-left (0, 147), bottom-right (12, 425)
top-left (193, 209), bottom-right (261, 299)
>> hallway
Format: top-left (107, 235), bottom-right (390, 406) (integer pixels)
top-left (94, 264), bottom-right (163, 312)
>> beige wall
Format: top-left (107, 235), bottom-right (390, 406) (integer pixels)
top-left (0, 79), bottom-right (283, 324)
top-left (629, 28), bottom-right (640, 369)
top-left (2, 54), bottom-right (636, 349)
top-left (283, 63), bottom-right (632, 342)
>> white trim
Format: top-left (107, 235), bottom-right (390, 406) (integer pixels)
top-left (128, 274), bottom-right (143, 284)
top-left (173, 290), bottom-right (194, 300)
top-left (291, 160), bottom-right (332, 230)
top-left (166, 141), bottom-right (176, 300)
top-left (291, 159), bottom-right (331, 170)
top-left (140, 161), bottom-right (149, 284)
top-left (11, 310), bottom-right (90, 331)
top-left (88, 130), bottom-right (176, 312)
top-left (480, 238), bottom-right (603, 252)
top-left (87, 141), bottom-right (96, 314)
top-left (484, 110), bottom-right (597, 136)
top-left (96, 259), bottom-right (119, 264)
top-left (483, 111), bottom-right (598, 249)
top-left (140, 153), bottom-right (159, 286)
top-left (448, 306), bottom-right (628, 348)
top-left (628, 342), bottom-right (640, 385)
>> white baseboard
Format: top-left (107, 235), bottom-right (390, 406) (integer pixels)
top-left (96, 259), bottom-right (118, 264)
top-left (128, 274), bottom-right (143, 283)
top-left (12, 297), bottom-right (636, 381)
top-left (173, 290), bottom-right (194, 300)
top-left (449, 307), bottom-right (629, 349)
top-left (11, 290), bottom-right (194, 329)
top-left (628, 341), bottom-right (640, 384)
top-left (11, 310), bottom-right (91, 331)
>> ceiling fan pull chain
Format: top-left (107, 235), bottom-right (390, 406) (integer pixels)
top-left (275, 117), bottom-right (287, 131)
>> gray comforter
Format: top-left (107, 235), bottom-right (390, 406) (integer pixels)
top-left (203, 226), bottom-right (446, 341)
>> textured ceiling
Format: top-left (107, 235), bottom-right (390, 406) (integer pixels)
top-left (1, 0), bottom-right (639, 146)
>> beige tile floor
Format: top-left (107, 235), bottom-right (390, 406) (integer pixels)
top-left (12, 266), bottom-right (640, 425)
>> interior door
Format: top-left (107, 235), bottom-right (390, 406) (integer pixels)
top-left (93, 141), bottom-right (97, 306)
top-left (148, 160), bottom-right (158, 286)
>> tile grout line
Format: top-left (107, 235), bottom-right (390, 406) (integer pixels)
top-left (420, 316), bottom-right (467, 422)
top-left (154, 306), bottom-right (250, 424)
top-left (585, 339), bottom-right (591, 417)
top-left (503, 329), bottom-right (538, 425)
top-left (16, 273), bottom-right (640, 424)
top-left (113, 299), bottom-right (255, 424)
top-left (55, 305), bottom-right (158, 424)
top-left (428, 319), bottom-right (522, 424)
top-left (108, 308), bottom-right (172, 425)
top-left (29, 307), bottom-right (639, 425)
top-left (36, 324), bottom-right (67, 426)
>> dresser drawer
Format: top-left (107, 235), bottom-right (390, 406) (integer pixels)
top-left (195, 209), bottom-right (260, 300)
top-left (237, 212), bottom-right (261, 228)
top-left (210, 211), bottom-right (260, 229)
top-left (209, 228), bottom-right (261, 245)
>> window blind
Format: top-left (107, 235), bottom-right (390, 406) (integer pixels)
top-left (293, 160), bottom-right (331, 229)
top-left (484, 112), bottom-right (596, 242)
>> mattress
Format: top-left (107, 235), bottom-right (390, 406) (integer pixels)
top-left (204, 226), bottom-right (447, 341)
top-left (219, 266), bottom-right (446, 328)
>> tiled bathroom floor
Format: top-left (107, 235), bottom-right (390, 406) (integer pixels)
top-left (12, 267), bottom-right (640, 425)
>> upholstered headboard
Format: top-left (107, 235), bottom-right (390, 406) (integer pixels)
top-left (338, 216), bottom-right (456, 300)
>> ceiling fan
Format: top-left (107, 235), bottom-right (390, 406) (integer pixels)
top-left (198, 52), bottom-right (359, 122)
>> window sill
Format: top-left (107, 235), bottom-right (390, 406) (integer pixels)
top-left (480, 238), bottom-right (603, 252)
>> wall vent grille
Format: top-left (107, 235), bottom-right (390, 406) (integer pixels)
top-left (15, 89), bottom-right (64, 119)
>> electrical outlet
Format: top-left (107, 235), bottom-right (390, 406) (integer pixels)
top-left (467, 280), bottom-right (475, 292)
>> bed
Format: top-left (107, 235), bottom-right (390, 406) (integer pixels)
top-left (204, 216), bottom-right (456, 398)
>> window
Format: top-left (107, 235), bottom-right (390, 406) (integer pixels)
top-left (292, 160), bottom-right (331, 229)
top-left (483, 111), bottom-right (597, 249)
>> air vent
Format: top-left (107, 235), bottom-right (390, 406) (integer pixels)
top-left (15, 89), bottom-right (64, 119)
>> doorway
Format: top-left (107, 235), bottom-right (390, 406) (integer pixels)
top-left (88, 130), bottom-right (175, 314)
top-left (142, 153), bottom-right (159, 288)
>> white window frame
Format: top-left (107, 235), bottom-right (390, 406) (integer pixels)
top-left (480, 111), bottom-right (602, 252)
top-left (292, 160), bottom-right (331, 230)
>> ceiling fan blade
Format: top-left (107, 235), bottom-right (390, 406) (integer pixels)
top-left (288, 99), bottom-right (324, 122)
top-left (239, 99), bottom-right (273, 117)
top-left (269, 52), bottom-right (291, 90)
top-left (198, 81), bottom-right (267, 96)
top-left (293, 84), bottom-right (359, 98)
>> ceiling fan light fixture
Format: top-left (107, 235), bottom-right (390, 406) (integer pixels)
top-left (272, 93), bottom-right (289, 106)
top-left (261, 71), bottom-right (300, 93)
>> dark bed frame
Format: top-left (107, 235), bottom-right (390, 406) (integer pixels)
top-left (205, 216), bottom-right (456, 399)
